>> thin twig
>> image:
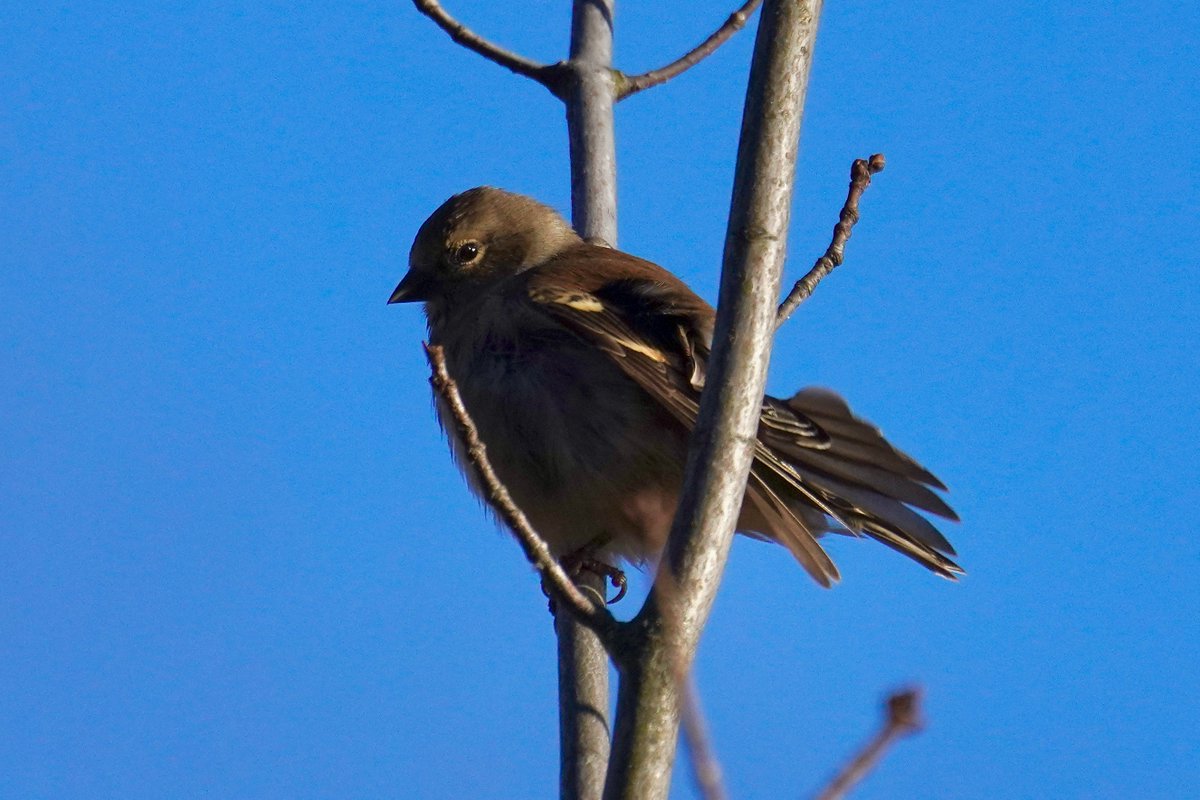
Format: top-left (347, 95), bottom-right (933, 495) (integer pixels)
top-left (617, 0), bottom-right (763, 99)
top-left (654, 572), bottom-right (729, 800)
top-left (679, 671), bottom-right (727, 800)
top-left (412, 0), bottom-right (559, 90)
top-left (424, 343), bottom-right (618, 641)
top-left (813, 687), bottom-right (925, 800)
top-left (775, 153), bottom-right (886, 328)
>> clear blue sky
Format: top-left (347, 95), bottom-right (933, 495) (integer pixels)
top-left (3, 1), bottom-right (1198, 798)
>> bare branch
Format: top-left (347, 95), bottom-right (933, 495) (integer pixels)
top-left (412, 0), bottom-right (558, 89)
top-left (605, 2), bottom-right (825, 795)
top-left (655, 572), bottom-right (729, 800)
top-left (566, 0), bottom-right (620, 244)
top-left (775, 153), bottom-right (885, 327)
top-left (423, 343), bottom-right (618, 642)
top-left (560, 5), bottom-right (621, 798)
top-left (617, 0), bottom-right (763, 100)
top-left (680, 676), bottom-right (727, 800)
top-left (813, 687), bottom-right (925, 800)
top-left (555, 571), bottom-right (615, 800)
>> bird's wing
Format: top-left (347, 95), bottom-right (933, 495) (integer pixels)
top-left (525, 245), bottom-right (841, 584)
top-left (526, 246), bottom-right (834, 448)
top-left (525, 244), bottom-right (960, 583)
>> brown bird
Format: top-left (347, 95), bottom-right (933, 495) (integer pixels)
top-left (389, 187), bottom-right (960, 587)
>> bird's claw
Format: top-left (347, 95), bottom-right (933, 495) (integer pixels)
top-left (560, 553), bottom-right (628, 605)
top-left (594, 562), bottom-right (628, 605)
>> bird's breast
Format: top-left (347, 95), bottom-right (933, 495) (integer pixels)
top-left (431, 296), bottom-right (685, 557)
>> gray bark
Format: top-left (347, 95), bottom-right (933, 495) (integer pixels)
top-left (603, 2), bottom-right (824, 797)
top-left (556, 572), bottom-right (613, 800)
top-left (559, 3), bottom-right (619, 799)
top-left (567, 0), bottom-right (619, 245)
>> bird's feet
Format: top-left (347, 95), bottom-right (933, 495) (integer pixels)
top-left (544, 551), bottom-right (628, 606)
top-left (576, 558), bottom-right (628, 605)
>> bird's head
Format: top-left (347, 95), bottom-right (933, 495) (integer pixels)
top-left (388, 186), bottom-right (580, 306)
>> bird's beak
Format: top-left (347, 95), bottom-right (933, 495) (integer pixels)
top-left (387, 270), bottom-right (431, 304)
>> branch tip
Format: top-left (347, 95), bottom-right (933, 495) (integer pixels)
top-left (813, 686), bottom-right (926, 800)
top-left (775, 152), bottom-right (887, 328)
top-left (886, 687), bottom-right (924, 733)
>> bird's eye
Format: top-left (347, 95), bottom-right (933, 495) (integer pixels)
top-left (453, 241), bottom-right (481, 265)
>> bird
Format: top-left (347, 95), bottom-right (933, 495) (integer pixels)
top-left (389, 186), bottom-right (960, 588)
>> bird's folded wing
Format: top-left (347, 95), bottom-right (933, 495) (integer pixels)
top-left (525, 247), bottom-right (840, 584)
top-left (525, 245), bottom-right (960, 583)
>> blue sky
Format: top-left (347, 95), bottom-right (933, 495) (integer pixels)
top-left (2, 1), bottom-right (1198, 797)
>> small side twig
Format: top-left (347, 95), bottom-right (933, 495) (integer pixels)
top-left (680, 676), bottom-right (727, 800)
top-left (412, 0), bottom-right (558, 90)
top-left (617, 0), bottom-right (762, 99)
top-left (813, 687), bottom-right (925, 800)
top-left (424, 343), bottom-right (618, 642)
top-left (775, 153), bottom-right (886, 328)
top-left (642, 570), bottom-right (728, 800)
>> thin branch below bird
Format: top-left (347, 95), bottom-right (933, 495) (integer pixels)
top-left (648, 568), bottom-right (729, 800)
top-left (680, 675), bottom-right (728, 800)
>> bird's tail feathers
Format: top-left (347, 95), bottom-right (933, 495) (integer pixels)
top-left (743, 472), bottom-right (840, 587)
top-left (758, 387), bottom-right (963, 578)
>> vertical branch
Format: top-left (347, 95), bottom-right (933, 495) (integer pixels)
top-left (604, 1), bottom-right (825, 797)
top-left (567, 0), bottom-right (620, 245)
top-left (556, 576), bottom-right (614, 800)
top-left (560, 3), bottom-right (619, 799)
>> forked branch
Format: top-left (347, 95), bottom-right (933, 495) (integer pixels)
top-left (813, 688), bottom-right (925, 800)
top-left (617, 0), bottom-right (763, 99)
top-left (776, 153), bottom-right (886, 327)
top-left (424, 343), bottom-right (618, 642)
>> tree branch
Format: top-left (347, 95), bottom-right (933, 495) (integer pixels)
top-left (813, 688), bottom-right (925, 800)
top-left (423, 343), bottom-right (618, 642)
top-left (558, 5), bottom-right (622, 798)
top-left (680, 676), bottom-right (727, 800)
top-left (411, 0), bottom-right (559, 90)
top-left (775, 153), bottom-right (885, 327)
top-left (617, 0), bottom-right (763, 100)
top-left (556, 575), bottom-right (616, 800)
top-left (566, 0), bottom-right (620, 244)
top-left (604, 2), bottom-right (825, 796)
top-left (649, 572), bottom-right (729, 800)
